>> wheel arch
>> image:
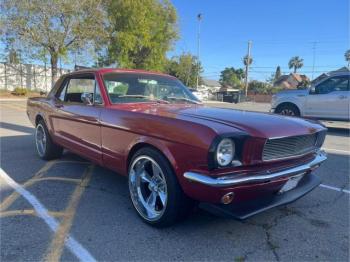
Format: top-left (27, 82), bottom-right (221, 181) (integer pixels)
top-left (35, 113), bottom-right (45, 126)
top-left (126, 140), bottom-right (178, 175)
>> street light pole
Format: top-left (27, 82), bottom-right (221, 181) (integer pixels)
top-left (196, 13), bottom-right (202, 90)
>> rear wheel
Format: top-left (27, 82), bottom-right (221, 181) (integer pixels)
top-left (276, 104), bottom-right (300, 116)
top-left (35, 120), bottom-right (63, 160)
top-left (128, 147), bottom-right (193, 227)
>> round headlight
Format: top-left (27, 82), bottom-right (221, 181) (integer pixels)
top-left (216, 138), bottom-right (235, 166)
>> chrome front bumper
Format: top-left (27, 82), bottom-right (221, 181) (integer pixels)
top-left (184, 150), bottom-right (327, 187)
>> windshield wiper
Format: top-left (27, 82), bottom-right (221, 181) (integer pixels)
top-left (164, 96), bottom-right (201, 104)
top-left (117, 95), bottom-right (151, 99)
top-left (117, 95), bottom-right (169, 104)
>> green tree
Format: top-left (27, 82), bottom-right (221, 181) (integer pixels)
top-left (345, 49), bottom-right (350, 67)
top-left (274, 66), bottom-right (282, 81)
top-left (248, 80), bottom-right (272, 94)
top-left (297, 78), bottom-right (311, 90)
top-left (219, 67), bottom-right (244, 88)
top-left (0, 35), bottom-right (23, 64)
top-left (1, 0), bottom-right (106, 86)
top-left (105, 0), bottom-right (178, 71)
top-left (165, 53), bottom-right (202, 87)
top-left (288, 56), bottom-right (304, 73)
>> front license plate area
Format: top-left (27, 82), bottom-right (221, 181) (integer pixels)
top-left (279, 174), bottom-right (304, 194)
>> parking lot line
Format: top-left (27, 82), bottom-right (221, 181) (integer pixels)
top-left (0, 209), bottom-right (65, 218)
top-left (33, 177), bottom-right (82, 184)
top-left (323, 148), bottom-right (350, 155)
top-left (0, 160), bottom-right (89, 211)
top-left (44, 165), bottom-right (94, 262)
top-left (0, 168), bottom-right (96, 262)
top-left (0, 161), bottom-right (56, 211)
top-left (319, 184), bottom-right (350, 194)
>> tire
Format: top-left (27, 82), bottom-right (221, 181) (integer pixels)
top-left (276, 104), bottom-right (300, 117)
top-left (35, 120), bottom-right (63, 160)
top-left (128, 147), bottom-right (194, 227)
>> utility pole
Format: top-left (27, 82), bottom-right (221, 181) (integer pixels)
top-left (311, 41), bottom-right (317, 80)
top-left (244, 40), bottom-right (252, 97)
top-left (196, 13), bottom-right (202, 90)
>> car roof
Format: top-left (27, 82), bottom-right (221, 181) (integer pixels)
top-left (329, 71), bottom-right (350, 76)
top-left (63, 68), bottom-right (176, 79)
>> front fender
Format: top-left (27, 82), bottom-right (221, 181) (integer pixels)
top-left (274, 96), bottom-right (304, 114)
top-left (126, 136), bottom-right (178, 173)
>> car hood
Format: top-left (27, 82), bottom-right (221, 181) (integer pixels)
top-left (276, 89), bottom-right (309, 97)
top-left (172, 106), bottom-right (323, 138)
top-left (110, 103), bottom-right (324, 138)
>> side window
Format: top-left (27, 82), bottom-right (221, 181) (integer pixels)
top-left (65, 78), bottom-right (95, 103)
top-left (315, 76), bottom-right (349, 94)
top-left (57, 81), bottom-right (68, 101)
top-left (94, 81), bottom-right (103, 104)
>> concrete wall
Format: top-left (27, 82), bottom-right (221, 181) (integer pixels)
top-left (0, 63), bottom-right (70, 91)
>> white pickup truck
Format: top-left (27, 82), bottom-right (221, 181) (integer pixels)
top-left (271, 72), bottom-right (350, 121)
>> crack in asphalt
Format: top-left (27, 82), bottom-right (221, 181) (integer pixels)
top-left (241, 206), bottom-right (324, 261)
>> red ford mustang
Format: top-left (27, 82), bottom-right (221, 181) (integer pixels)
top-left (27, 68), bottom-right (327, 227)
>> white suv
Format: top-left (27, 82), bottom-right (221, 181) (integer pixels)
top-left (271, 72), bottom-right (350, 120)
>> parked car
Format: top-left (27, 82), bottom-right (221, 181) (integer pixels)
top-left (189, 88), bottom-right (208, 101)
top-left (27, 68), bottom-right (327, 227)
top-left (271, 72), bottom-right (350, 120)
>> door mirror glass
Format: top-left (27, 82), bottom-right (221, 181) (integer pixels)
top-left (81, 92), bottom-right (93, 105)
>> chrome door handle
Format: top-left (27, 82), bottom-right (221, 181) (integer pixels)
top-left (338, 95), bottom-right (347, 99)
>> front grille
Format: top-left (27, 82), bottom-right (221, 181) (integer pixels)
top-left (263, 133), bottom-right (319, 161)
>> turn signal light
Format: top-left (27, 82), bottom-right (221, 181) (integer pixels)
top-left (221, 192), bottom-right (235, 204)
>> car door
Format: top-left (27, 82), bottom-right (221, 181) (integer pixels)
top-left (304, 75), bottom-right (349, 120)
top-left (52, 73), bottom-right (104, 163)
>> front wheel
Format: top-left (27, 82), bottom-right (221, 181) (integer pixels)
top-left (128, 147), bottom-right (193, 227)
top-left (276, 104), bottom-right (300, 116)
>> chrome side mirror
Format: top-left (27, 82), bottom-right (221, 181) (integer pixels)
top-left (81, 92), bottom-right (93, 105)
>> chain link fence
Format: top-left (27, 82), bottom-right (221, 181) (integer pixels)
top-left (0, 62), bottom-right (71, 92)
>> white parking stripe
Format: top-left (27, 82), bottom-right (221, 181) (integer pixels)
top-left (319, 184), bottom-right (350, 194)
top-left (0, 168), bottom-right (96, 262)
top-left (323, 148), bottom-right (350, 155)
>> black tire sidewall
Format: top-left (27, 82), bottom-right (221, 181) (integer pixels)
top-left (36, 120), bottom-right (62, 160)
top-left (278, 104), bottom-right (299, 116)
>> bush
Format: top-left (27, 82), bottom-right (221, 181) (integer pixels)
top-left (12, 87), bottom-right (27, 96)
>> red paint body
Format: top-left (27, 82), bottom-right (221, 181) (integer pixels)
top-left (27, 68), bottom-right (326, 204)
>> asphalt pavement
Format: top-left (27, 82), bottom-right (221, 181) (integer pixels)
top-left (0, 100), bottom-right (349, 261)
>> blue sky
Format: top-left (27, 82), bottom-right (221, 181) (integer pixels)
top-left (170, 0), bottom-right (349, 81)
top-left (1, 0), bottom-right (348, 81)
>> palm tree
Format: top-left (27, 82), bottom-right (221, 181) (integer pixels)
top-left (288, 56), bottom-right (304, 73)
top-left (345, 50), bottom-right (350, 67)
top-left (243, 55), bottom-right (253, 66)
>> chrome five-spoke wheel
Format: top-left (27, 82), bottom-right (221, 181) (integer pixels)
top-left (129, 156), bottom-right (168, 221)
top-left (35, 123), bottom-right (47, 157)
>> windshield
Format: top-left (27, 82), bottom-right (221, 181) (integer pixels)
top-left (103, 73), bottom-right (200, 104)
